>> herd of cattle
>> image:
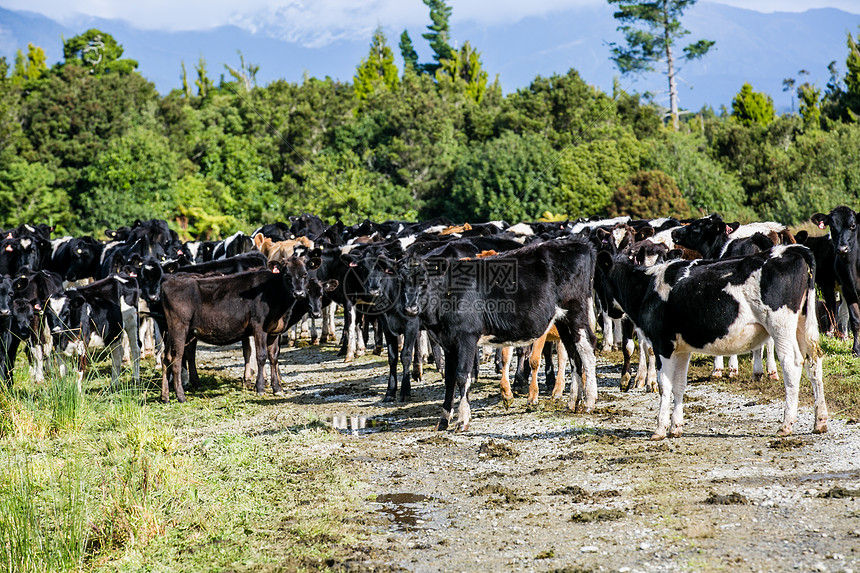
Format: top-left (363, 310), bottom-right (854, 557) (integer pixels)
top-left (3, 205), bottom-right (859, 439)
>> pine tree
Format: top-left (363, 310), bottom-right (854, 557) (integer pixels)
top-left (399, 30), bottom-right (419, 73)
top-left (731, 83), bottom-right (774, 127)
top-left (421, 0), bottom-right (455, 75)
top-left (608, 0), bottom-right (714, 130)
top-left (354, 27), bottom-right (399, 100)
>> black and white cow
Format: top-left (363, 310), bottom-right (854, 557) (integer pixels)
top-left (596, 244), bottom-right (828, 440)
top-left (399, 237), bottom-right (598, 431)
top-left (45, 276), bottom-right (140, 390)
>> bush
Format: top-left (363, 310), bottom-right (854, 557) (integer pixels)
top-left (607, 170), bottom-right (693, 219)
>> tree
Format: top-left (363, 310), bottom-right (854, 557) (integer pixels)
top-left (195, 56), bottom-right (213, 98)
top-left (224, 50), bottom-right (259, 92)
top-left (608, 0), bottom-right (714, 130)
top-left (782, 77), bottom-right (796, 113)
top-left (399, 31), bottom-right (419, 73)
top-left (11, 44), bottom-right (47, 85)
top-left (731, 83), bottom-right (774, 127)
top-left (421, 0), bottom-right (455, 74)
top-left (62, 29), bottom-right (138, 75)
top-left (354, 27), bottom-right (399, 100)
top-left (437, 41), bottom-right (490, 103)
top-left (798, 82), bottom-right (822, 130)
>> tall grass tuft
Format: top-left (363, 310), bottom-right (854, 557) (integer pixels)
top-left (0, 452), bottom-right (89, 573)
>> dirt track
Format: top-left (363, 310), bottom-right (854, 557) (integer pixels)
top-left (195, 341), bottom-right (860, 573)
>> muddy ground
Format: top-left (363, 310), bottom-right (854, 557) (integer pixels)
top-left (193, 338), bottom-right (860, 573)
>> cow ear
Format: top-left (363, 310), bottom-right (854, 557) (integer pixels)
top-left (633, 246), bottom-right (649, 266)
top-left (667, 249), bottom-right (684, 260)
top-left (323, 279), bottom-right (339, 292)
top-left (635, 226), bottom-right (655, 242)
top-left (105, 228), bottom-right (116, 239)
top-left (12, 276), bottom-right (29, 291)
top-left (617, 229), bottom-right (633, 252)
top-left (268, 261), bottom-right (283, 274)
top-left (596, 250), bottom-right (614, 273)
top-left (794, 230), bottom-right (808, 244)
top-left (162, 261), bottom-right (180, 274)
top-left (306, 257), bottom-right (322, 270)
top-left (810, 213), bottom-right (829, 230)
top-left (728, 222), bottom-right (741, 234)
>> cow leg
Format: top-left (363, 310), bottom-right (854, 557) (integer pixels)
top-left (436, 348), bottom-right (459, 431)
top-left (600, 312), bottom-right (614, 353)
top-left (652, 354), bottom-right (682, 441)
top-left (122, 300), bottom-right (140, 384)
top-left (242, 336), bottom-right (256, 387)
top-left (752, 346), bottom-right (765, 380)
top-left (766, 338), bottom-right (779, 380)
top-left (28, 338), bottom-right (46, 383)
top-left (647, 346), bottom-right (659, 393)
top-left (711, 355), bottom-right (724, 378)
top-left (167, 331), bottom-right (187, 403)
top-left (310, 316), bottom-right (319, 345)
top-left (620, 320), bottom-right (635, 391)
top-left (253, 330), bottom-right (268, 396)
top-left (774, 334), bottom-right (804, 437)
top-left (267, 334), bottom-right (284, 396)
top-left (400, 321), bottom-right (419, 402)
top-left (355, 314), bottom-right (367, 357)
top-left (542, 342), bottom-right (556, 396)
top-left (383, 329), bottom-right (399, 402)
top-left (431, 342), bottom-right (445, 376)
top-left (324, 303), bottom-right (336, 342)
top-left (848, 301), bottom-right (860, 356)
top-left (344, 305), bottom-right (356, 362)
top-left (183, 338), bottom-right (199, 390)
top-left (612, 317), bottom-right (623, 349)
top-left (455, 343), bottom-right (477, 432)
top-left (727, 354), bottom-right (739, 378)
top-left (499, 345), bottom-right (515, 407)
top-left (527, 334), bottom-right (549, 406)
top-left (668, 352), bottom-right (692, 438)
top-left (551, 340), bottom-right (568, 400)
top-left (556, 320), bottom-right (597, 413)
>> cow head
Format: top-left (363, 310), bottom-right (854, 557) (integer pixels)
top-left (812, 206), bottom-right (857, 259)
top-left (397, 256), bottom-right (433, 317)
top-left (672, 214), bottom-right (740, 258)
top-left (273, 256), bottom-right (313, 300)
top-left (46, 293), bottom-right (87, 354)
top-left (0, 275), bottom-right (14, 318)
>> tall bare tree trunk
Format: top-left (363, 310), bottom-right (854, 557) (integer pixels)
top-left (663, 2), bottom-right (679, 130)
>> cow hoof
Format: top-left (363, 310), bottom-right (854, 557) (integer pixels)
top-left (752, 372), bottom-right (763, 381)
top-left (273, 390), bottom-right (285, 397)
top-left (727, 369), bottom-right (738, 379)
top-left (398, 394), bottom-right (411, 403)
top-left (711, 369), bottom-right (723, 379)
top-left (650, 433), bottom-right (666, 441)
top-left (776, 426), bottom-right (793, 437)
top-left (620, 373), bottom-right (631, 392)
top-left (669, 428), bottom-right (683, 438)
top-left (768, 371), bottom-right (779, 381)
top-left (454, 422), bottom-right (470, 433)
top-left (373, 348), bottom-right (383, 356)
top-left (435, 418), bottom-right (449, 432)
top-left (551, 393), bottom-right (564, 401)
top-left (382, 395), bottom-right (396, 403)
top-left (814, 421), bottom-right (829, 434)
top-left (343, 356), bottom-right (353, 364)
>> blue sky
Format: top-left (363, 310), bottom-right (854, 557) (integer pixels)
top-left (1, 0), bottom-right (858, 45)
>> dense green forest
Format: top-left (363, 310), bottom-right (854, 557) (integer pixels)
top-left (2, 9), bottom-right (860, 239)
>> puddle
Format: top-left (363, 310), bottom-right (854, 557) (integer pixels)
top-left (798, 471), bottom-right (860, 482)
top-left (327, 413), bottom-right (392, 435)
top-left (373, 493), bottom-right (433, 531)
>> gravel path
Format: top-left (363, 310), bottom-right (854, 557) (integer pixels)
top-left (196, 339), bottom-right (860, 573)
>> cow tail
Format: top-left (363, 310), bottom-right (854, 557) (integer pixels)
top-left (799, 245), bottom-right (823, 360)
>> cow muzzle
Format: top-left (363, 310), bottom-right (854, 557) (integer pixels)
top-left (404, 306), bottom-right (420, 316)
top-left (294, 290), bottom-right (307, 299)
top-left (0, 309), bottom-right (10, 317)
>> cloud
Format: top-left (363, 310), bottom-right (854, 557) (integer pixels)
top-left (0, 0), bottom-right (856, 46)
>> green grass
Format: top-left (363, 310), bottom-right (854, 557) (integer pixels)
top-left (0, 354), bottom-right (373, 572)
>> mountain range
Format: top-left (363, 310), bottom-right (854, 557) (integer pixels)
top-left (1, 3), bottom-right (859, 113)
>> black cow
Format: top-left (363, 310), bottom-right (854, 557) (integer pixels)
top-left (45, 275), bottom-right (140, 390)
top-left (811, 206), bottom-right (860, 355)
top-left (795, 229), bottom-right (843, 338)
top-left (399, 237), bottom-right (598, 431)
top-left (159, 257), bottom-right (312, 402)
top-left (596, 245), bottom-right (828, 440)
top-left (212, 232), bottom-right (254, 260)
top-left (49, 236), bottom-right (104, 282)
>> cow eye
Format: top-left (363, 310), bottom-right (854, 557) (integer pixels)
top-left (851, 225), bottom-right (857, 232)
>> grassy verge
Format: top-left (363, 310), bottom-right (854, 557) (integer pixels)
top-left (0, 355), bottom-right (374, 572)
